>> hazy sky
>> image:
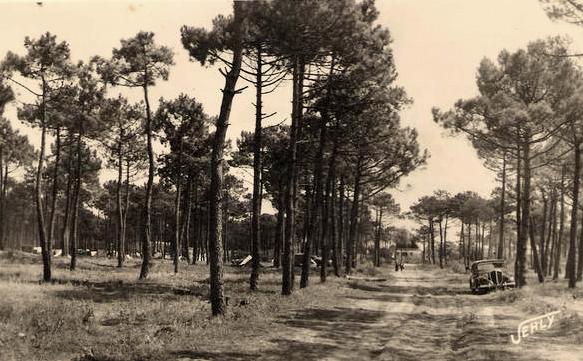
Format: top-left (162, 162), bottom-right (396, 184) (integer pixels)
top-left (1, 0), bottom-right (582, 221)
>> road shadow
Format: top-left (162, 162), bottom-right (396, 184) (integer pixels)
top-left (51, 279), bottom-right (207, 303)
top-left (171, 350), bottom-right (260, 361)
top-left (263, 338), bottom-right (340, 361)
top-left (275, 306), bottom-right (391, 350)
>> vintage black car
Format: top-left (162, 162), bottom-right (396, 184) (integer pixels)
top-left (469, 259), bottom-right (515, 294)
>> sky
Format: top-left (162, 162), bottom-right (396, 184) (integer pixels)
top-left (0, 0), bottom-right (582, 227)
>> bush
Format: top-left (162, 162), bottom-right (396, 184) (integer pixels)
top-left (355, 261), bottom-right (382, 276)
top-left (449, 262), bottom-right (467, 274)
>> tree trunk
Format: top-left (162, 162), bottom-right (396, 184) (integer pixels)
top-left (466, 223), bottom-right (471, 265)
top-left (460, 222), bottom-right (465, 264)
top-left (47, 127), bottom-right (61, 257)
top-left (139, 76), bottom-right (155, 279)
top-left (515, 142), bottom-right (528, 288)
top-left (443, 213), bottom-right (449, 265)
top-left (116, 133), bottom-right (124, 267)
top-left (0, 145), bottom-right (4, 250)
top-left (69, 134), bottom-right (83, 271)
top-left (320, 142), bottom-right (336, 282)
top-left (331, 175), bottom-right (340, 276)
top-left (438, 219), bottom-right (443, 268)
top-left (37, 78), bottom-right (50, 281)
top-left (338, 177), bottom-right (345, 271)
top-left (302, 111), bottom-right (327, 288)
top-left (487, 221), bottom-right (493, 258)
top-left (181, 174), bottom-right (192, 263)
top-left (282, 56), bottom-right (303, 295)
top-left (173, 175), bottom-right (181, 274)
top-left (374, 206), bottom-right (383, 267)
top-left (250, 44), bottom-right (263, 291)
top-left (481, 222), bottom-right (485, 260)
top-left (207, 1), bottom-right (243, 314)
top-left (422, 231), bottom-right (426, 264)
top-left (553, 164), bottom-right (566, 280)
top-left (577, 204), bottom-right (583, 281)
top-left (529, 217), bottom-right (545, 283)
top-left (61, 139), bottom-right (74, 257)
top-left (544, 191), bottom-right (555, 276)
top-left (548, 196), bottom-right (557, 277)
top-left (567, 142), bottom-right (580, 288)
top-left (192, 181), bottom-right (199, 264)
top-left (497, 151), bottom-right (506, 259)
top-left (273, 181), bottom-right (284, 268)
top-left (346, 156), bottom-right (362, 275)
top-left (430, 220), bottom-right (436, 264)
top-left (123, 160), bottom-right (130, 255)
top-left (540, 190), bottom-right (548, 274)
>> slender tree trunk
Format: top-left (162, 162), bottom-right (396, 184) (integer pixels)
top-left (338, 177), bottom-right (345, 270)
top-left (430, 220), bottom-right (436, 264)
top-left (481, 222), bottom-right (485, 260)
top-left (192, 181), bottom-right (199, 264)
top-left (0, 146), bottom-right (4, 250)
top-left (47, 127), bottom-right (61, 257)
top-left (567, 142), bottom-right (580, 288)
top-left (301, 115), bottom-right (326, 288)
top-left (374, 207), bottom-right (383, 267)
top-left (515, 142), bottom-right (528, 288)
top-left (69, 135), bottom-right (83, 271)
top-left (540, 190), bottom-right (548, 274)
top-left (497, 151), bottom-right (507, 259)
top-left (181, 174), bottom-right (192, 263)
top-left (548, 195), bottom-right (557, 277)
top-left (466, 223), bottom-right (471, 265)
top-left (529, 217), bottom-right (544, 283)
top-left (487, 221), bottom-right (493, 258)
top-left (123, 159), bottom-right (130, 255)
top-left (443, 213), bottom-right (449, 265)
top-left (250, 44), bottom-right (263, 291)
top-left (438, 219), bottom-right (443, 268)
top-left (207, 2), bottom-right (243, 314)
top-left (139, 77), bottom-right (155, 279)
top-left (116, 135), bottom-right (124, 267)
top-left (475, 222), bottom-right (480, 260)
top-left (173, 176), bottom-right (181, 274)
top-left (172, 140), bottom-right (184, 273)
top-left (61, 140), bottom-right (74, 257)
top-left (331, 176), bottom-right (340, 276)
top-left (577, 206), bottom-right (583, 281)
top-left (282, 56), bottom-right (303, 295)
top-left (460, 222), bottom-right (465, 263)
top-left (544, 191), bottom-right (555, 276)
top-left (0, 165), bottom-right (6, 250)
top-left (346, 156), bottom-right (362, 275)
top-left (37, 77), bottom-right (50, 282)
top-left (320, 143), bottom-right (336, 282)
top-left (422, 232), bottom-right (426, 264)
top-left (273, 182), bottom-right (284, 268)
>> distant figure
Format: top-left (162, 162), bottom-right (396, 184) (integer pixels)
top-left (395, 260), bottom-right (399, 272)
top-left (400, 262), bottom-right (404, 271)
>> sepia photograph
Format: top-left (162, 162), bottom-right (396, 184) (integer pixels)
top-left (1, 0), bottom-right (583, 360)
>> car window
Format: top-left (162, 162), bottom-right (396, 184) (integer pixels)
top-left (476, 262), bottom-right (505, 271)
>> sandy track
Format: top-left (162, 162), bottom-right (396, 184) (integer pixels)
top-left (246, 264), bottom-right (582, 361)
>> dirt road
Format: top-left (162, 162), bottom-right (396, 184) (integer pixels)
top-left (247, 264), bottom-right (582, 361)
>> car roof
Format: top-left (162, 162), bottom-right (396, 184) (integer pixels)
top-left (470, 259), bottom-right (506, 266)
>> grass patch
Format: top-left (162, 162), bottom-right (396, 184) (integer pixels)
top-left (0, 252), bottom-right (362, 361)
